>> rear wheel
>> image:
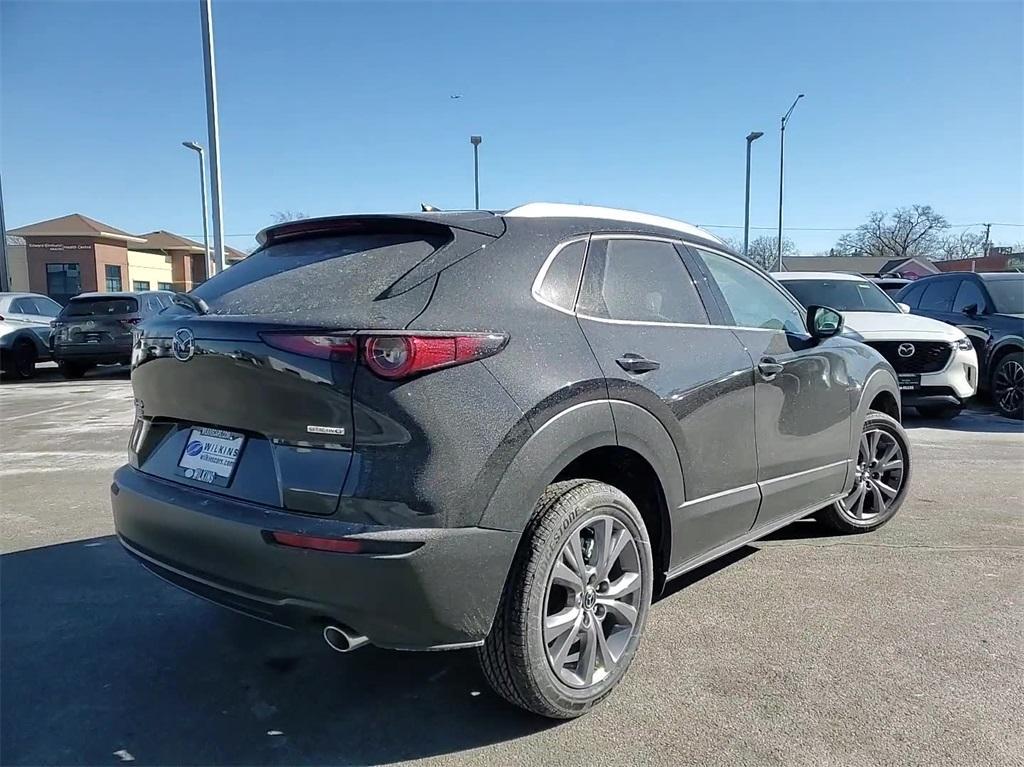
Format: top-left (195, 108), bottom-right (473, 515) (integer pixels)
top-left (479, 480), bottom-right (653, 719)
top-left (992, 353), bottom-right (1024, 419)
top-left (819, 411), bottom-right (911, 534)
top-left (916, 404), bottom-right (962, 420)
top-left (3, 340), bottom-right (37, 379)
top-left (58, 361), bottom-right (90, 379)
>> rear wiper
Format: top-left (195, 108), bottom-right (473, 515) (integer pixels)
top-left (171, 292), bottom-right (209, 315)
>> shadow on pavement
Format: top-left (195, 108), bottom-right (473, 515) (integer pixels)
top-left (1, 363), bottom-right (131, 386)
top-left (0, 536), bottom-right (552, 766)
top-left (902, 406), bottom-right (1023, 434)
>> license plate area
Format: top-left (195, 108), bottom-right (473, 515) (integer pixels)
top-left (898, 373), bottom-right (921, 391)
top-left (176, 427), bottom-right (245, 487)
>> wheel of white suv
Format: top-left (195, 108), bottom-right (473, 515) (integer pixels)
top-left (819, 411), bottom-right (911, 534)
top-left (479, 479), bottom-right (653, 719)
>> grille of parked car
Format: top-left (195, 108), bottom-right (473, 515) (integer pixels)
top-left (865, 341), bottom-right (953, 374)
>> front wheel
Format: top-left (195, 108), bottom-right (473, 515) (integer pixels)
top-left (992, 353), bottom-right (1024, 420)
top-left (3, 340), bottom-right (37, 379)
top-left (819, 411), bottom-right (911, 534)
top-left (479, 480), bottom-right (653, 719)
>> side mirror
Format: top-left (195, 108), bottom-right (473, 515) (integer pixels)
top-left (897, 302), bottom-right (911, 314)
top-left (961, 303), bottom-right (978, 316)
top-left (807, 305), bottom-right (844, 340)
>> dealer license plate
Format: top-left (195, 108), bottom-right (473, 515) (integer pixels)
top-left (176, 427), bottom-right (245, 487)
top-left (897, 373), bottom-right (921, 392)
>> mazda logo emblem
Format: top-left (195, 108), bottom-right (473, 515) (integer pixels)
top-left (172, 328), bottom-right (195, 361)
top-left (898, 343), bottom-right (916, 358)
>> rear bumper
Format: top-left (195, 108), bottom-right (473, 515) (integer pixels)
top-left (55, 342), bottom-right (131, 365)
top-left (110, 465), bottom-right (518, 650)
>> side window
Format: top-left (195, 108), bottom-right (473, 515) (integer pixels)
top-left (920, 279), bottom-right (958, 312)
top-left (535, 240), bottom-right (586, 311)
top-left (952, 279), bottom-right (987, 313)
top-left (900, 282), bottom-right (926, 308)
top-left (9, 298), bottom-right (30, 313)
top-left (145, 296), bottom-right (164, 314)
top-left (577, 238), bottom-right (708, 324)
top-left (694, 249), bottom-right (805, 334)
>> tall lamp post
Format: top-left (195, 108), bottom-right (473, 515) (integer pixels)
top-left (182, 141), bottom-right (213, 280)
top-left (743, 131), bottom-right (764, 260)
top-left (776, 93), bottom-right (804, 271)
top-left (470, 135), bottom-right (482, 209)
top-left (200, 0), bottom-right (226, 274)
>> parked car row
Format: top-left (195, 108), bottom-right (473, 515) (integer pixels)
top-left (0, 290), bottom-right (177, 380)
top-left (773, 272), bottom-right (979, 420)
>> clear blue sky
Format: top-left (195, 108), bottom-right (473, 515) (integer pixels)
top-left (2, 1), bottom-right (1022, 254)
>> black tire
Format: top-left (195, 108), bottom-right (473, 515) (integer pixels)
top-left (3, 340), bottom-right (37, 379)
top-left (991, 352), bottom-right (1024, 420)
top-left (916, 404), bottom-right (962, 420)
top-left (479, 479), bottom-right (654, 719)
top-left (58, 361), bottom-right (89, 379)
top-left (819, 411), bottom-right (911, 534)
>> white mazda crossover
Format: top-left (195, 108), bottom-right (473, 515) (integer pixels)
top-left (774, 271), bottom-right (978, 419)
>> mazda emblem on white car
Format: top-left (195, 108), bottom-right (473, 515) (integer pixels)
top-left (898, 343), bottom-right (915, 358)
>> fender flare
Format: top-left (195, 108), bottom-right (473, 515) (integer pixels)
top-left (478, 399), bottom-right (684, 542)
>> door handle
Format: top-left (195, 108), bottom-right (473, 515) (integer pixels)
top-left (616, 353), bottom-right (661, 373)
top-left (757, 357), bottom-right (784, 380)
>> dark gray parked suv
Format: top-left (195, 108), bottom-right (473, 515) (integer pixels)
top-left (112, 204), bottom-right (911, 718)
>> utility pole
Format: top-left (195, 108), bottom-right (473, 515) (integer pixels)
top-left (776, 94), bottom-right (805, 272)
top-left (470, 135), bottom-right (482, 210)
top-left (0, 172), bottom-right (9, 292)
top-left (743, 131), bottom-right (764, 259)
top-left (200, 0), bottom-right (226, 274)
top-left (982, 223), bottom-right (991, 259)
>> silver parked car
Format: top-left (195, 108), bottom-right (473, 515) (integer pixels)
top-left (0, 292), bottom-right (62, 379)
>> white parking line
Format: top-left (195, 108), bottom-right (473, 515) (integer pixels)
top-left (0, 397), bottom-right (121, 423)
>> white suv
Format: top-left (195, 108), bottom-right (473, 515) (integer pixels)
top-left (773, 271), bottom-right (978, 419)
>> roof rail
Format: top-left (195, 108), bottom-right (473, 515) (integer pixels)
top-left (504, 202), bottom-right (724, 245)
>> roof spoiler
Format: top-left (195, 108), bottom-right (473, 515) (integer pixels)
top-left (257, 212), bottom-right (506, 246)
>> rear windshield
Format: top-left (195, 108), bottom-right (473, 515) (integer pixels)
top-left (62, 297), bottom-right (139, 317)
top-left (192, 232), bottom-right (447, 318)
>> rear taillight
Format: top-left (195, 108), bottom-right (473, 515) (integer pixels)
top-left (260, 333), bottom-right (357, 361)
top-left (119, 318), bottom-right (142, 329)
top-left (259, 331), bottom-right (506, 379)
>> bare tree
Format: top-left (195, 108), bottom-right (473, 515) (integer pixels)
top-left (725, 235), bottom-right (798, 270)
top-left (271, 211), bottom-right (309, 223)
top-left (937, 230), bottom-right (987, 261)
top-left (833, 205), bottom-right (949, 259)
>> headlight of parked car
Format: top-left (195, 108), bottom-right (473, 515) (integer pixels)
top-left (954, 337), bottom-right (973, 351)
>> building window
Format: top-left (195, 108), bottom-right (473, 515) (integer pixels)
top-left (133, 280), bottom-right (151, 292)
top-left (158, 282), bottom-right (174, 291)
top-left (105, 264), bottom-right (123, 292)
top-left (45, 263), bottom-right (82, 304)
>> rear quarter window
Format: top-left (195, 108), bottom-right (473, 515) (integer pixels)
top-left (192, 232), bottom-right (447, 319)
top-left (534, 240), bottom-right (586, 311)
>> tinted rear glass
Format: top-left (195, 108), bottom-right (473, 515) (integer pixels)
top-left (983, 277), bottom-right (1024, 314)
top-left (63, 298), bottom-right (138, 317)
top-left (192, 232), bottom-right (447, 318)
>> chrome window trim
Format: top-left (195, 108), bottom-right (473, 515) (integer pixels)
top-left (679, 460), bottom-right (850, 509)
top-left (530, 236), bottom-right (590, 317)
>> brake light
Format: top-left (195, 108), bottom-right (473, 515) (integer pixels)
top-left (119, 318), bottom-right (142, 329)
top-left (260, 332), bottom-right (356, 361)
top-left (260, 331), bottom-right (507, 379)
top-left (363, 334), bottom-right (506, 379)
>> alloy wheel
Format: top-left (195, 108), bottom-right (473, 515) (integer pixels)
top-left (543, 515), bottom-right (642, 689)
top-left (838, 428), bottom-right (905, 522)
top-left (994, 360), bottom-right (1024, 416)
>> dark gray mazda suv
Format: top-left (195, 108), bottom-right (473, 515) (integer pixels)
top-left (112, 203), bottom-right (911, 718)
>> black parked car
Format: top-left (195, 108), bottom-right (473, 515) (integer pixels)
top-left (896, 272), bottom-right (1024, 418)
top-left (51, 291), bottom-right (176, 378)
top-left (112, 204), bottom-right (910, 718)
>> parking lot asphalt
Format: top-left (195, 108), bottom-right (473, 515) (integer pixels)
top-left (1, 365), bottom-right (1022, 766)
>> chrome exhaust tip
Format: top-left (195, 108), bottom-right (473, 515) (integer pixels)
top-left (323, 624), bottom-right (369, 653)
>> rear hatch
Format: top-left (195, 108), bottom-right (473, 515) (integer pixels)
top-left (129, 217), bottom-right (498, 516)
top-left (55, 296), bottom-right (139, 348)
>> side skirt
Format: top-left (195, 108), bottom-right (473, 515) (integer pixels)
top-left (663, 492), bottom-right (844, 582)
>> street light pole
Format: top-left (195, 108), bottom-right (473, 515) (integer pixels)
top-left (182, 142), bottom-right (212, 281)
top-left (0, 172), bottom-right (9, 292)
top-left (743, 131), bottom-right (764, 260)
top-left (776, 93), bottom-right (804, 272)
top-left (470, 135), bottom-right (482, 209)
top-left (200, 0), bottom-right (226, 275)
